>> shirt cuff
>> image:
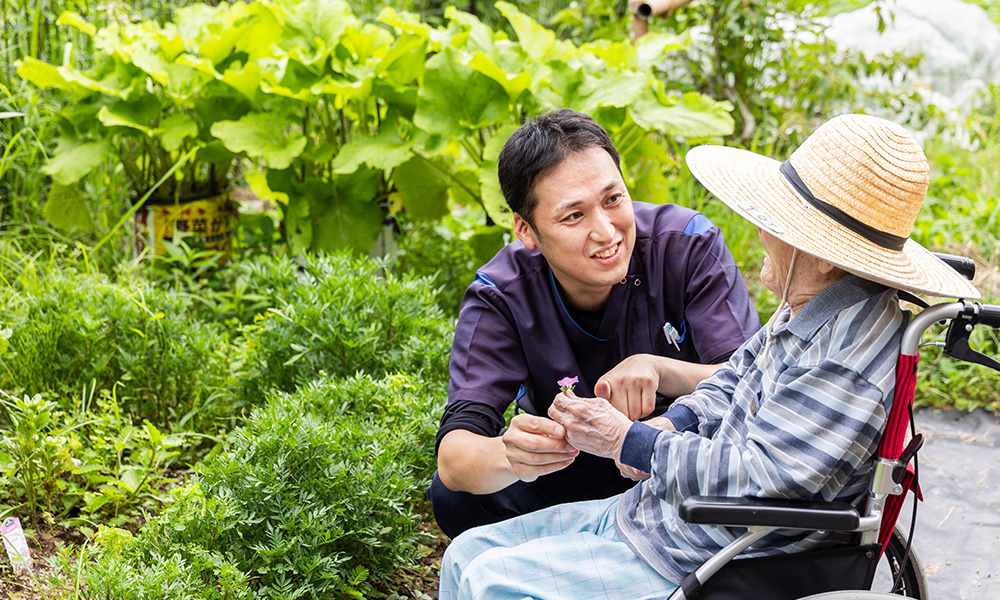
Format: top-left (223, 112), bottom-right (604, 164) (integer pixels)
top-left (620, 421), bottom-right (663, 473)
top-left (663, 404), bottom-right (698, 433)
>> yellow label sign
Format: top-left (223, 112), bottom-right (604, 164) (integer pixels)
top-left (135, 191), bottom-right (237, 261)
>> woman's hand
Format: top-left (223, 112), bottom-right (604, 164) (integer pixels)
top-left (547, 392), bottom-right (632, 461)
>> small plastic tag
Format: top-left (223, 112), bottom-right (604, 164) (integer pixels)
top-left (1, 517), bottom-right (33, 573)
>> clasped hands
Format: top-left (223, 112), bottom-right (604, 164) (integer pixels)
top-left (501, 355), bottom-right (675, 483)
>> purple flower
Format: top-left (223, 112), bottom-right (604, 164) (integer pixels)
top-left (557, 376), bottom-right (579, 393)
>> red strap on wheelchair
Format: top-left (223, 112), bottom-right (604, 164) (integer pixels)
top-left (876, 352), bottom-right (923, 549)
top-left (878, 353), bottom-right (919, 460)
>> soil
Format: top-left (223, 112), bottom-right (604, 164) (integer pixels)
top-left (387, 519), bottom-right (449, 599)
top-left (0, 524), bottom-right (88, 599)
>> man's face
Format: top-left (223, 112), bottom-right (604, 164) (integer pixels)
top-left (513, 146), bottom-right (636, 311)
top-left (758, 228), bottom-right (796, 297)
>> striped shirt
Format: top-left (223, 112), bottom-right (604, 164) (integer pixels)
top-left (615, 274), bottom-right (907, 583)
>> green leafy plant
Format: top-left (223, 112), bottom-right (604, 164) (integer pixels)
top-left (0, 391), bottom-right (81, 522)
top-left (0, 263), bottom-right (237, 431)
top-left (395, 212), bottom-right (481, 317)
top-left (241, 251), bottom-right (453, 404)
top-left (647, 0), bottom-right (924, 154)
top-left (83, 373), bottom-right (445, 599)
top-left (17, 0), bottom-right (738, 258)
top-left (16, 8), bottom-right (248, 206)
top-left (0, 380), bottom-right (199, 531)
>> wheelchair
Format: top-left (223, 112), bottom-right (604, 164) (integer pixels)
top-left (667, 253), bottom-right (1000, 600)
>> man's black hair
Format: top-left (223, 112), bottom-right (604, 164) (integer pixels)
top-left (497, 109), bottom-right (622, 227)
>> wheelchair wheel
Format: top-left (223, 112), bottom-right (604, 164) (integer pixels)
top-left (797, 525), bottom-right (929, 600)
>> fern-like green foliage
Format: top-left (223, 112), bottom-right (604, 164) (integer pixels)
top-left (84, 373), bottom-right (444, 599)
top-left (0, 266), bottom-right (236, 427)
top-left (241, 251), bottom-right (454, 405)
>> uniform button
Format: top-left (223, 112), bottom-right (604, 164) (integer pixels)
top-left (620, 278), bottom-right (627, 285)
top-left (633, 278), bottom-right (641, 286)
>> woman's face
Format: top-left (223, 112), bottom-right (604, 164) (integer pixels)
top-left (758, 228), bottom-right (797, 297)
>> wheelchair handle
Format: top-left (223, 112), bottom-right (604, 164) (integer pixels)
top-left (979, 304), bottom-right (1000, 329)
top-left (902, 301), bottom-right (1000, 355)
top-left (932, 251), bottom-right (976, 281)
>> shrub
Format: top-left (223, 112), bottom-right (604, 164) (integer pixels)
top-left (0, 267), bottom-right (237, 429)
top-left (84, 373), bottom-right (446, 599)
top-left (241, 252), bottom-right (454, 404)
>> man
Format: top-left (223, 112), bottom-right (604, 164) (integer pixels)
top-left (430, 109), bottom-right (761, 538)
top-left (438, 113), bottom-right (980, 598)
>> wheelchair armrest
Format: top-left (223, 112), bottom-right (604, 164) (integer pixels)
top-left (678, 496), bottom-right (861, 531)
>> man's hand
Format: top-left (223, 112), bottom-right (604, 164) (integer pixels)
top-left (502, 414), bottom-right (580, 483)
top-left (597, 355), bottom-right (724, 421)
top-left (595, 354), bottom-right (661, 420)
top-left (548, 393), bottom-right (632, 461)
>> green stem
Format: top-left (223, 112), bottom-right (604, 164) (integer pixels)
top-left (417, 151), bottom-right (481, 203)
top-left (30, 0), bottom-right (42, 59)
top-left (616, 124), bottom-right (645, 160)
top-left (459, 138), bottom-right (482, 167)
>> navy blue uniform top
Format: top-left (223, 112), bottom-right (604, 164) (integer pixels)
top-left (437, 201), bottom-right (761, 452)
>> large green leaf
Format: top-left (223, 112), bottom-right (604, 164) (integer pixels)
top-left (378, 8), bottom-right (448, 52)
top-left (634, 32), bottom-right (685, 71)
top-left (571, 69), bottom-right (648, 114)
top-left (126, 39), bottom-right (171, 87)
top-left (43, 138), bottom-right (112, 185)
top-left (468, 224), bottom-right (508, 267)
top-left (96, 95), bottom-right (162, 135)
top-left (163, 62), bottom-right (213, 101)
top-left (478, 125), bottom-right (517, 229)
top-left (581, 39), bottom-right (636, 69)
top-left (19, 56), bottom-right (141, 99)
top-left (57, 12), bottom-right (96, 37)
top-left (443, 7), bottom-right (496, 55)
top-left (629, 90), bottom-right (735, 139)
top-left (338, 23), bottom-right (395, 71)
top-left (393, 156), bottom-right (449, 221)
top-left (308, 170), bottom-right (382, 253)
top-left (376, 33), bottom-right (428, 88)
top-left (447, 167), bottom-right (481, 208)
top-left (174, 4), bottom-right (219, 46)
top-left (16, 58), bottom-right (89, 95)
top-left (332, 126), bottom-right (414, 174)
top-left (196, 140), bottom-right (235, 166)
top-left (496, 2), bottom-right (556, 61)
top-left (211, 113), bottom-right (305, 168)
top-left (217, 61), bottom-right (263, 101)
top-left (414, 47), bottom-right (510, 139)
top-left (234, 3), bottom-right (284, 61)
top-left (271, 169), bottom-right (382, 254)
top-left (277, 0), bottom-right (354, 66)
top-left (158, 113), bottom-right (199, 151)
top-left (194, 5), bottom-right (257, 66)
top-left (467, 52), bottom-right (532, 101)
top-left (43, 184), bottom-right (96, 233)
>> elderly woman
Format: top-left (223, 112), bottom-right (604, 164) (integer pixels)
top-left (437, 114), bottom-right (979, 599)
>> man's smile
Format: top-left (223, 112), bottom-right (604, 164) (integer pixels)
top-left (592, 241), bottom-right (622, 263)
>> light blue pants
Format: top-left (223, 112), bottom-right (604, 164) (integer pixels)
top-left (438, 495), bottom-right (679, 599)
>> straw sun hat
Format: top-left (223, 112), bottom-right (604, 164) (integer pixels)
top-left (686, 114), bottom-right (980, 299)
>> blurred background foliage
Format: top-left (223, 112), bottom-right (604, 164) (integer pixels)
top-left (1, 0), bottom-right (998, 597)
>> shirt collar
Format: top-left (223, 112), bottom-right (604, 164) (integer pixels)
top-left (783, 274), bottom-right (891, 341)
